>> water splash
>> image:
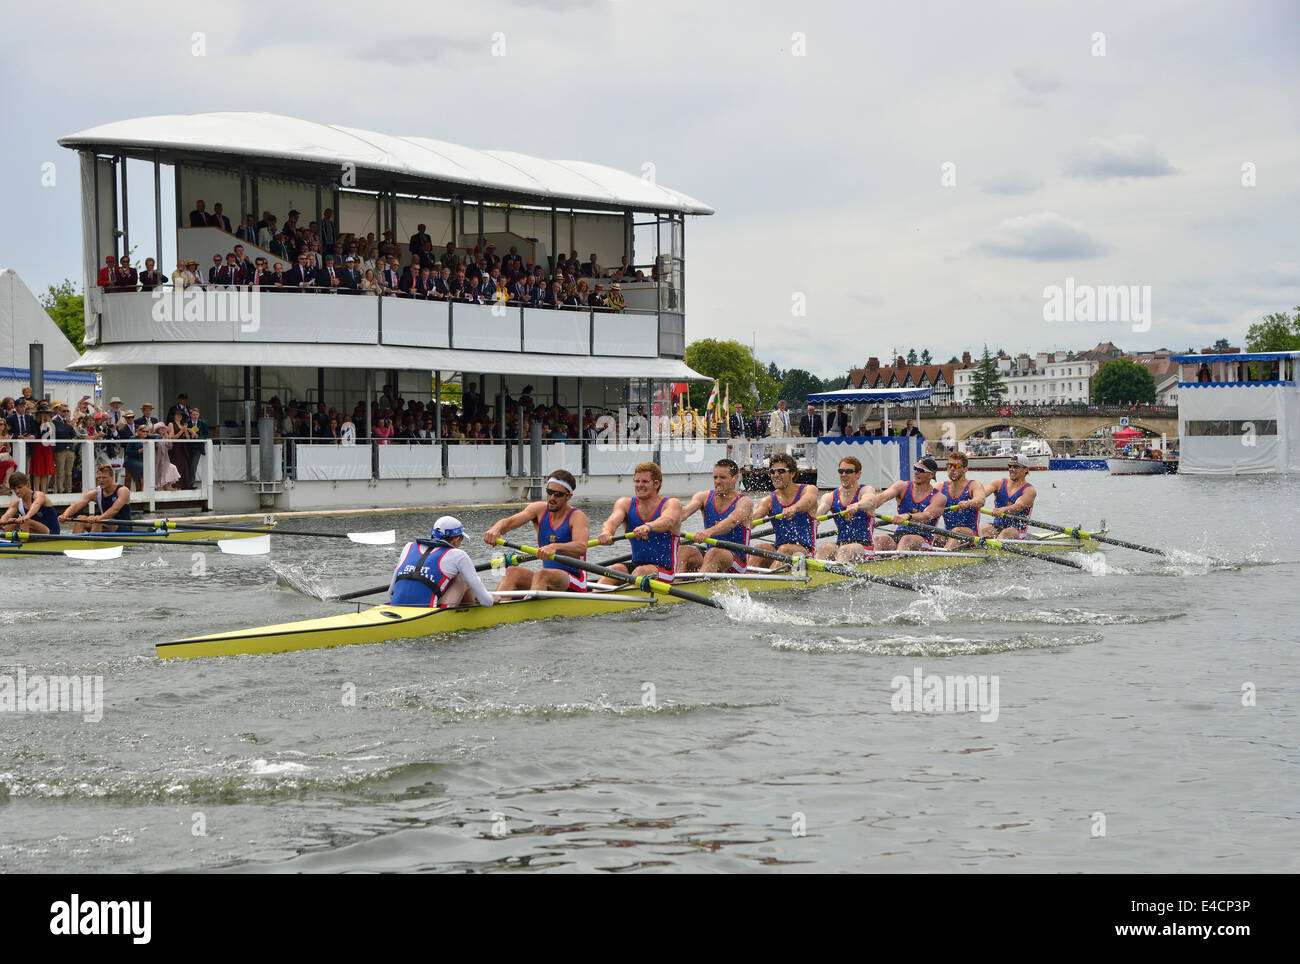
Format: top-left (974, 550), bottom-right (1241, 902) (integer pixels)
top-left (766, 630), bottom-right (1102, 657)
top-left (715, 589), bottom-right (819, 625)
top-left (269, 561), bottom-right (335, 600)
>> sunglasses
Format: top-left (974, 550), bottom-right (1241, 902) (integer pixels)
top-left (545, 488), bottom-right (567, 497)
top-left (837, 468), bottom-right (857, 474)
top-left (769, 467), bottom-right (791, 475)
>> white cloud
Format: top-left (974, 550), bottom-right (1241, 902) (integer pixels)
top-left (975, 212), bottom-right (1110, 261)
top-left (1065, 135), bottom-right (1177, 179)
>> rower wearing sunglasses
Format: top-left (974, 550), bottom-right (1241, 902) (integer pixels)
top-left (750, 452), bottom-right (819, 567)
top-left (815, 455), bottom-right (876, 562)
top-left (867, 456), bottom-right (948, 552)
top-left (980, 454), bottom-right (1037, 540)
top-left (484, 469), bottom-right (591, 594)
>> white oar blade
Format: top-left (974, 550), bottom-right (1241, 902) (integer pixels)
top-left (218, 534), bottom-right (271, 555)
top-left (63, 546), bottom-right (124, 560)
top-left (347, 529), bottom-right (395, 545)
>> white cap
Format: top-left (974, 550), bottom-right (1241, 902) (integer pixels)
top-left (431, 516), bottom-right (464, 541)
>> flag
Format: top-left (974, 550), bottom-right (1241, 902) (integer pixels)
top-left (670, 382), bottom-right (689, 396)
top-left (723, 383), bottom-right (730, 418)
top-left (706, 379), bottom-right (719, 414)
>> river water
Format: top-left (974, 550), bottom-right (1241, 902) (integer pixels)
top-left (1, 472), bottom-right (1296, 873)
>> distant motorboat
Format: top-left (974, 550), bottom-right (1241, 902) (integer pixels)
top-left (961, 436), bottom-right (1053, 470)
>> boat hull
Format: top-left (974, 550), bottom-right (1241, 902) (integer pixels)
top-left (965, 454), bottom-right (1050, 471)
top-left (1107, 459), bottom-right (1169, 475)
top-left (0, 526), bottom-right (270, 555)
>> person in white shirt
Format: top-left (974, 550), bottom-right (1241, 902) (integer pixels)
top-left (340, 416), bottom-right (356, 445)
top-left (388, 516), bottom-right (495, 608)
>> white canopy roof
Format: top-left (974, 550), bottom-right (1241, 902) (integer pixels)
top-left (59, 113), bottom-right (713, 215)
top-left (807, 387), bottom-right (933, 403)
top-left (69, 341), bottom-right (710, 382)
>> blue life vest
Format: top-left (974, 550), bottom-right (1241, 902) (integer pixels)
top-left (391, 540), bottom-right (453, 607)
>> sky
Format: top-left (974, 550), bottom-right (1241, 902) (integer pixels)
top-left (1, 0), bottom-right (1297, 379)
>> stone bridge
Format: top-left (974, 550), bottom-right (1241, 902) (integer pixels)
top-left (913, 406), bottom-right (1178, 443)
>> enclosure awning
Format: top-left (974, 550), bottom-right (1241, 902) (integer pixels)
top-left (807, 387), bottom-right (933, 403)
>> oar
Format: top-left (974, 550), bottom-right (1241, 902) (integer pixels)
top-left (112, 518), bottom-right (395, 545)
top-left (977, 508), bottom-right (1179, 559)
top-left (497, 539), bottom-right (725, 610)
top-left (7, 530), bottom-right (270, 556)
top-left (685, 532), bottom-right (925, 592)
top-left (873, 512), bottom-right (1090, 571)
top-left (0, 544), bottom-right (124, 560)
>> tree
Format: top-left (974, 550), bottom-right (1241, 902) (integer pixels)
top-left (39, 279), bottom-right (85, 353)
top-left (1091, 359), bottom-right (1156, 405)
top-left (1244, 308), bottom-right (1300, 352)
top-left (767, 361), bottom-right (784, 383)
top-left (968, 345), bottom-right (1007, 405)
top-left (1212, 337), bottom-right (1232, 352)
top-left (779, 368), bottom-right (824, 406)
top-left (820, 374), bottom-right (848, 393)
top-left (947, 355), bottom-right (960, 364)
top-left (684, 339), bottom-right (780, 411)
top-left (906, 348), bottom-right (918, 365)
top-left (920, 349), bottom-right (932, 365)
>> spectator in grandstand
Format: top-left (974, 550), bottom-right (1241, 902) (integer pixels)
top-left (218, 254), bottom-right (243, 287)
top-left (581, 253), bottom-right (601, 278)
top-left (359, 269), bottom-right (380, 293)
top-left (257, 215), bottom-right (278, 249)
top-left (189, 200), bottom-right (214, 227)
top-left (287, 254), bottom-right (315, 292)
top-left (138, 258), bottom-right (166, 292)
top-left (320, 208), bottom-right (338, 251)
top-left (211, 203), bottom-right (232, 233)
top-left (237, 215), bottom-right (258, 244)
top-left (207, 254), bottom-right (225, 285)
top-left (609, 255), bottom-right (632, 279)
top-left (115, 255), bottom-right (138, 291)
top-left (96, 255), bottom-right (118, 292)
top-left (410, 224), bottom-right (432, 254)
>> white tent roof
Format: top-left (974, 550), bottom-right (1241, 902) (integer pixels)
top-left (808, 387), bottom-right (933, 403)
top-left (59, 113), bottom-right (713, 215)
top-left (69, 341), bottom-right (710, 382)
top-left (1, 268), bottom-right (85, 374)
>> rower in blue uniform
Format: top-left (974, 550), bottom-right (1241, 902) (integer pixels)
top-left (484, 469), bottom-right (591, 594)
top-left (596, 461), bottom-right (683, 584)
top-left (751, 452), bottom-right (819, 568)
top-left (980, 454), bottom-right (1037, 540)
top-left (816, 455), bottom-right (875, 562)
top-left (678, 458), bottom-right (754, 573)
top-left (390, 516), bottom-right (495, 608)
top-left (937, 450), bottom-right (986, 548)
top-left (868, 456), bottom-right (948, 552)
top-left (60, 464), bottom-right (132, 532)
top-left (0, 472), bottom-right (61, 535)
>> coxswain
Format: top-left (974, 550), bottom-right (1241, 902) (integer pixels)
top-left (596, 461), bottom-right (682, 584)
top-left (483, 469), bottom-right (591, 595)
top-left (677, 458), bottom-right (754, 573)
top-left (979, 454), bottom-right (1037, 540)
top-left (869, 456), bottom-right (948, 552)
top-left (750, 452), bottom-right (818, 567)
top-left (815, 455), bottom-right (875, 562)
top-left (60, 464), bottom-right (133, 532)
top-left (0, 472), bottom-right (61, 535)
top-left (936, 451), bottom-right (986, 548)
top-left (389, 516), bottom-right (495, 608)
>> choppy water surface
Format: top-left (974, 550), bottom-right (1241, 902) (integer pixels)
top-left (1, 473), bottom-right (1296, 873)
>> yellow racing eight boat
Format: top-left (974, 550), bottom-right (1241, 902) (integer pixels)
top-left (0, 524), bottom-right (275, 555)
top-left (159, 532), bottom-right (1100, 659)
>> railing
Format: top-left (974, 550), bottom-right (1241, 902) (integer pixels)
top-left (916, 403), bottom-right (1178, 417)
top-left (93, 288), bottom-right (665, 358)
top-left (3, 438), bottom-right (214, 510)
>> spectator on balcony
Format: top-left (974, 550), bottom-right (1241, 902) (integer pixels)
top-left (460, 279), bottom-right (484, 305)
top-left (267, 232), bottom-right (290, 261)
top-left (435, 241), bottom-right (455, 271)
top-left (478, 272), bottom-right (496, 301)
top-left (171, 259), bottom-right (192, 290)
top-left (377, 260), bottom-right (400, 296)
top-left (138, 258), bottom-right (165, 292)
top-left (257, 215), bottom-right (279, 249)
top-left (97, 255), bottom-right (118, 292)
top-left (232, 244), bottom-right (255, 276)
top-left (397, 262), bottom-right (420, 298)
top-left (211, 203), bottom-right (233, 233)
top-left (283, 209), bottom-right (301, 237)
top-left (609, 255), bottom-right (632, 279)
top-left (493, 276), bottom-right (511, 306)
top-left (431, 266), bottom-right (453, 300)
top-left (580, 253), bottom-right (601, 278)
top-left (306, 241), bottom-right (323, 271)
top-left (604, 283), bottom-right (626, 313)
top-left (207, 254), bottom-right (225, 286)
top-left (190, 200), bottom-right (214, 227)
top-left (341, 256), bottom-right (363, 293)
top-left (217, 254), bottom-right (243, 287)
top-left (409, 224), bottom-right (431, 255)
top-left (115, 255), bottom-right (139, 292)
top-left (245, 258), bottom-right (272, 289)
top-left (359, 268), bottom-right (380, 294)
top-left (320, 208), bottom-right (338, 251)
top-left (268, 262), bottom-right (287, 289)
top-left (287, 254), bottom-right (316, 293)
top-left (237, 215), bottom-right (259, 245)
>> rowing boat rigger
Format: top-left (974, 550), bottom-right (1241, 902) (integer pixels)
top-left (158, 532), bottom-right (1098, 659)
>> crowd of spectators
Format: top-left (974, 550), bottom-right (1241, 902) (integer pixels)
top-left (2, 391), bottom-right (208, 496)
top-left (99, 201), bottom-right (650, 312)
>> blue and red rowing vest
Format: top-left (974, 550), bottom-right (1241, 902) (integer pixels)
top-left (391, 540), bottom-right (453, 607)
top-left (991, 480), bottom-right (1032, 532)
top-left (771, 484), bottom-right (816, 553)
top-left (703, 490), bottom-right (749, 572)
top-left (832, 484), bottom-right (873, 545)
top-left (894, 483), bottom-right (937, 541)
top-left (539, 506), bottom-right (587, 590)
top-left (941, 480), bottom-right (976, 531)
top-left (628, 497), bottom-right (678, 580)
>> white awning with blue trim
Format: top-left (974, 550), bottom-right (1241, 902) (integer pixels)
top-left (807, 387), bottom-right (933, 403)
